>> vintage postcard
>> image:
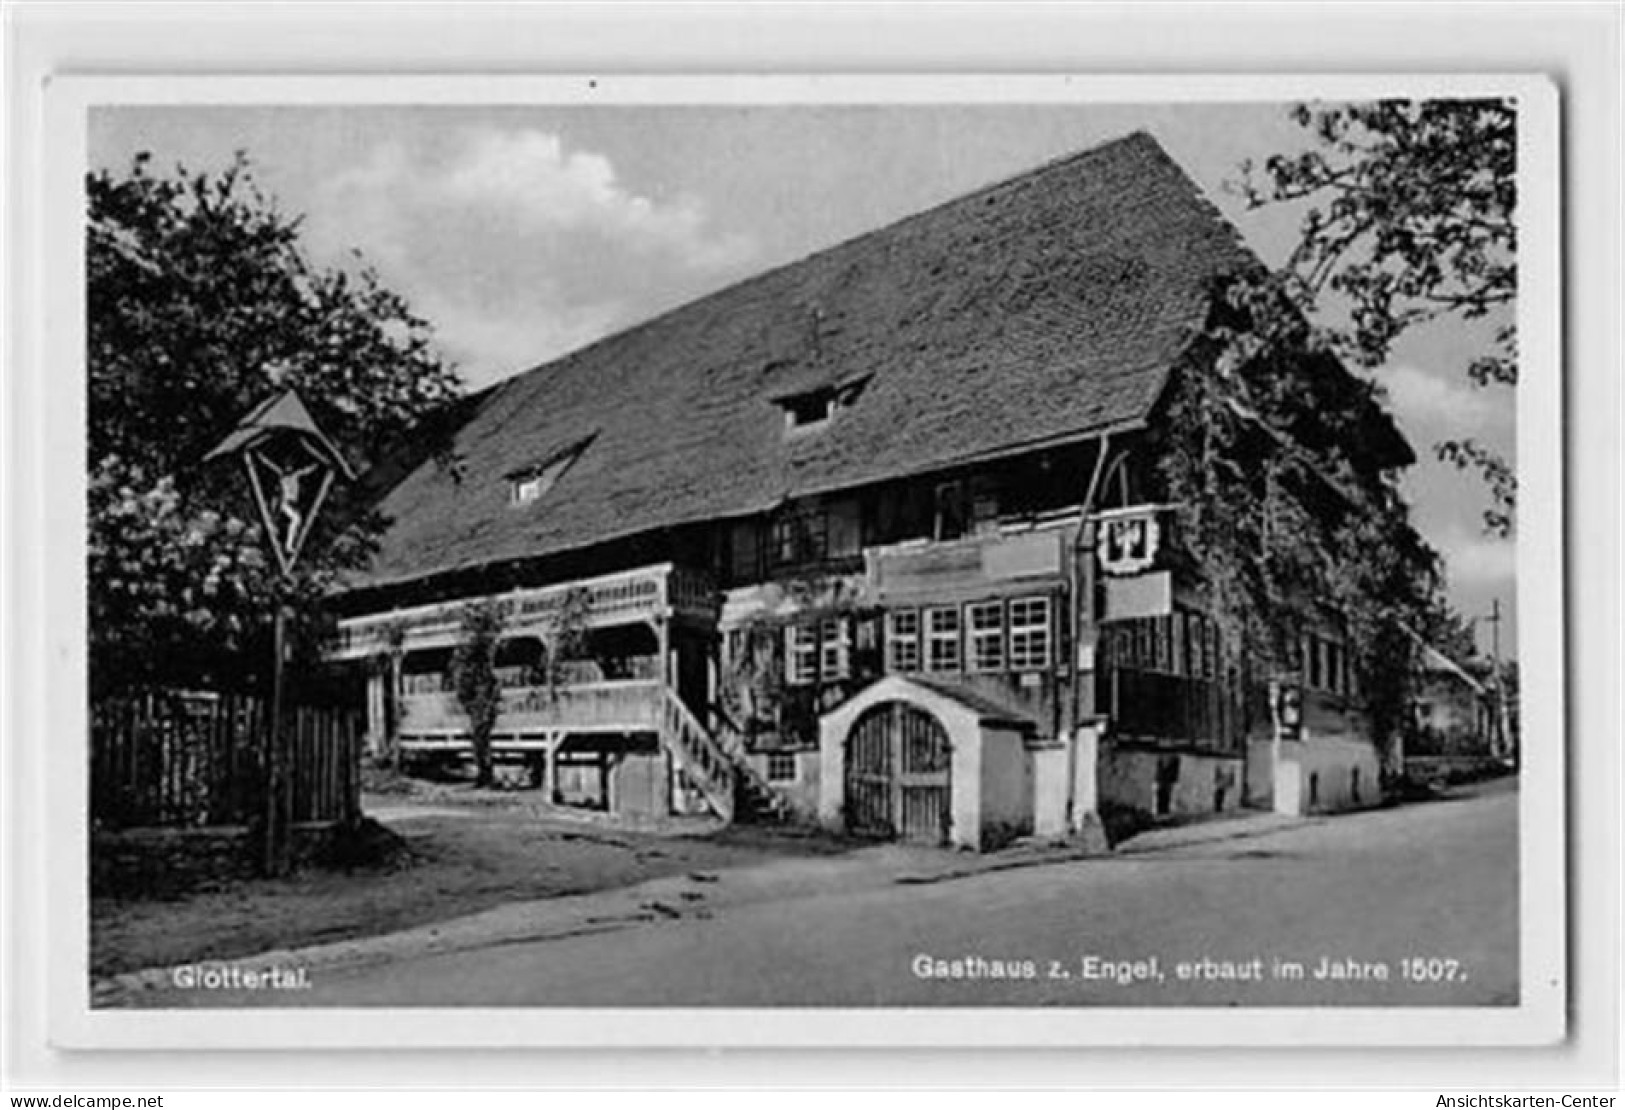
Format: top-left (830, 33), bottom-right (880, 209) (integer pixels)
top-left (35, 73), bottom-right (1563, 1048)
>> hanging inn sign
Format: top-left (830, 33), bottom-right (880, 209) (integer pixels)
top-left (205, 388), bottom-right (354, 577)
top-left (1093, 503), bottom-right (1174, 622)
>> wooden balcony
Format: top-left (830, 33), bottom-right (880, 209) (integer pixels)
top-left (331, 562), bottom-right (718, 661)
top-left (398, 680), bottom-right (665, 741)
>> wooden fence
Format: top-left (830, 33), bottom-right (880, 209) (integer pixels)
top-left (91, 689), bottom-right (360, 830)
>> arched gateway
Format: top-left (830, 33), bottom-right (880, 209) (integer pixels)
top-left (844, 701), bottom-right (953, 844)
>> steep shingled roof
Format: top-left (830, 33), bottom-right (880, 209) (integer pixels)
top-left (352, 131), bottom-right (1260, 592)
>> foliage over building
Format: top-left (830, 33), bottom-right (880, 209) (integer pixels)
top-left (87, 153), bottom-right (462, 693)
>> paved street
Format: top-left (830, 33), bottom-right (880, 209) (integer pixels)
top-left (155, 780), bottom-right (1518, 1008)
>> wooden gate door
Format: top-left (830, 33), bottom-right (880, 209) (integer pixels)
top-left (845, 702), bottom-right (951, 844)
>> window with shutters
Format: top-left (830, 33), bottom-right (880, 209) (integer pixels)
top-left (818, 618), bottom-right (851, 680)
top-left (785, 624), bottom-right (818, 685)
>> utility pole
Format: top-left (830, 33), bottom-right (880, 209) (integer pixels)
top-left (1484, 598), bottom-right (1513, 765)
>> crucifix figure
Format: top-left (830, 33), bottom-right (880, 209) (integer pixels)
top-left (260, 453), bottom-right (320, 555)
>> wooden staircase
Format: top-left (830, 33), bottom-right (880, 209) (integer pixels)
top-left (727, 746), bottom-right (794, 824)
top-left (659, 690), bottom-right (736, 823)
top-left (708, 703), bottom-right (794, 824)
top-left (659, 692), bottom-right (792, 824)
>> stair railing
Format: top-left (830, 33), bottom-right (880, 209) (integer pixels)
top-left (707, 703), bottom-right (791, 820)
top-left (660, 690), bottom-right (736, 822)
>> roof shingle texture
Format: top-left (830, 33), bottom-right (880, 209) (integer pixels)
top-left (356, 131), bottom-right (1258, 591)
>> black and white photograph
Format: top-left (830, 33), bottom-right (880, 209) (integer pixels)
top-left (61, 82), bottom-right (1559, 1030)
top-left (0, 29), bottom-right (1599, 1073)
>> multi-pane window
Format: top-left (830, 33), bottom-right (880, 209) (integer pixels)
top-left (770, 517), bottom-right (794, 566)
top-left (885, 595), bottom-right (1053, 676)
top-left (785, 619), bottom-right (851, 685)
top-left (785, 624), bottom-right (819, 685)
top-left (766, 752), bottom-right (797, 782)
top-left (818, 618), bottom-right (851, 681)
top-left (1299, 633), bottom-right (1352, 694)
top-left (887, 609), bottom-right (921, 671)
top-left (770, 508), bottom-right (827, 568)
top-left (1008, 597), bottom-right (1052, 671)
top-left (1112, 613), bottom-right (1226, 680)
top-left (967, 601), bottom-right (1005, 672)
top-left (925, 606), bottom-right (962, 672)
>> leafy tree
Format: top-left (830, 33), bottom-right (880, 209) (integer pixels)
top-left (1156, 276), bottom-right (1450, 760)
top-left (1239, 99), bottom-right (1517, 535)
top-left (449, 600), bottom-right (506, 788)
top-left (541, 587), bottom-right (593, 697)
top-left (88, 152), bottom-right (461, 692)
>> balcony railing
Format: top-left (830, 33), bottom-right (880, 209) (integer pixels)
top-left (399, 656), bottom-right (662, 696)
top-left (398, 680), bottom-right (664, 739)
top-left (332, 562), bottom-right (718, 661)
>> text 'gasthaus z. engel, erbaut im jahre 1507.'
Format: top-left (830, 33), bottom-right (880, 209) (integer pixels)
top-left (910, 953), bottom-right (1474, 984)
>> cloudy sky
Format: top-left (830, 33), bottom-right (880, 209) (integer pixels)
top-left (90, 101), bottom-right (1517, 654)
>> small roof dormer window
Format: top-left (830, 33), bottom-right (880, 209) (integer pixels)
top-left (772, 374), bottom-right (871, 437)
top-left (506, 433), bottom-right (594, 508)
top-left (783, 388), bottom-right (838, 431)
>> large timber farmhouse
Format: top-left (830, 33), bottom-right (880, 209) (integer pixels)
top-left (329, 131), bottom-right (1409, 848)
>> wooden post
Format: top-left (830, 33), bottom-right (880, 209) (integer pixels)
top-left (706, 637), bottom-right (720, 727)
top-left (262, 604), bottom-right (290, 877)
top-left (1063, 437), bottom-right (1112, 841)
top-left (543, 735), bottom-right (560, 804)
top-left (364, 670), bottom-right (385, 760)
top-left (1075, 518), bottom-right (1100, 721)
top-left (387, 652), bottom-right (403, 765)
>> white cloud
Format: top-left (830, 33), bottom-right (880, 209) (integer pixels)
top-left (1375, 363), bottom-right (1513, 432)
top-left (437, 129), bottom-right (754, 271)
top-left (314, 129), bottom-right (754, 276)
top-left (305, 129), bottom-right (758, 384)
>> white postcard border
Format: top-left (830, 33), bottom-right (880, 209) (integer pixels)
top-left (29, 71), bottom-right (1566, 1051)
